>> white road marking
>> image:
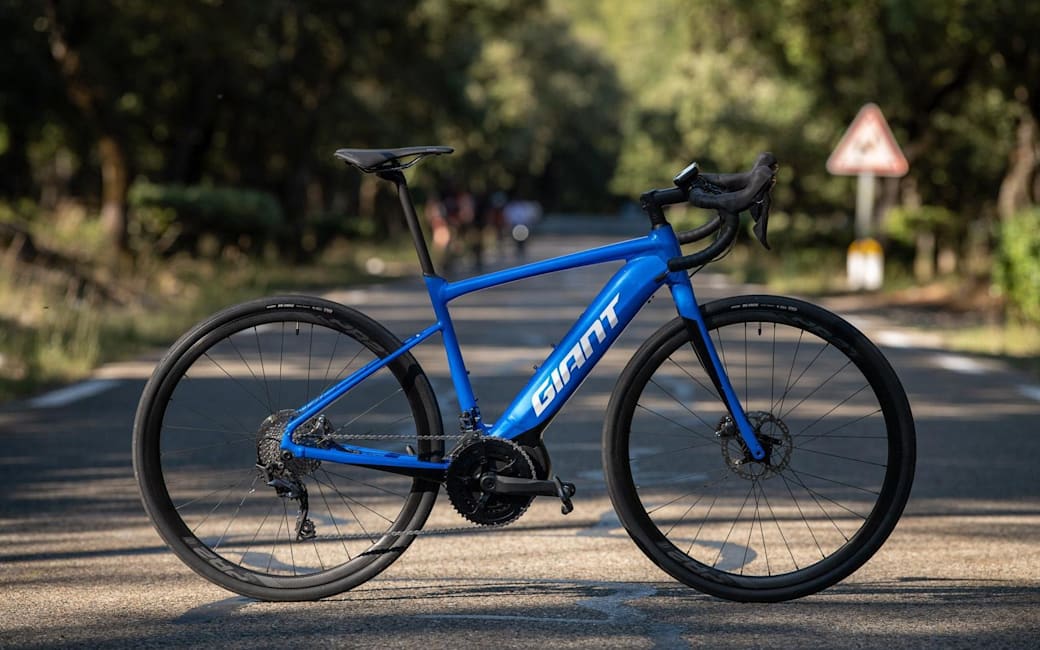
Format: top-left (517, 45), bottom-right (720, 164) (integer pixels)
top-left (1018, 385), bottom-right (1040, 402)
top-left (930, 353), bottom-right (997, 375)
top-left (27, 379), bottom-right (119, 408)
top-left (874, 328), bottom-right (943, 349)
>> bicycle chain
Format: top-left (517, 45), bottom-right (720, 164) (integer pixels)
top-left (311, 520), bottom-right (512, 542)
top-left (304, 430), bottom-right (516, 542)
top-left (322, 434), bottom-right (467, 441)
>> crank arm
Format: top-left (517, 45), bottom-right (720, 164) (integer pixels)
top-left (479, 473), bottom-right (576, 514)
top-left (479, 473), bottom-right (560, 496)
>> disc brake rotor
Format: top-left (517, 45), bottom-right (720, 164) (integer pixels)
top-left (718, 411), bottom-right (792, 480)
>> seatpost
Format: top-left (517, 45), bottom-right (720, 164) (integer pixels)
top-left (378, 170), bottom-right (437, 276)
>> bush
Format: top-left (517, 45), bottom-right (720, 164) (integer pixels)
top-left (884, 205), bottom-right (959, 247)
top-left (302, 211), bottom-right (377, 251)
top-left (127, 182), bottom-right (284, 256)
top-left (995, 208), bottom-right (1040, 324)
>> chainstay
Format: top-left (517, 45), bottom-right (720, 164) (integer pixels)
top-left (316, 434), bottom-right (467, 441)
top-left (301, 433), bottom-right (534, 541)
top-left (306, 432), bottom-right (504, 541)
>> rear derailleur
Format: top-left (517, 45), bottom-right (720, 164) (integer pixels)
top-left (255, 410), bottom-right (324, 541)
top-left (258, 467), bottom-right (316, 541)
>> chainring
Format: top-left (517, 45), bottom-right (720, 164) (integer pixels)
top-left (445, 437), bottom-right (535, 526)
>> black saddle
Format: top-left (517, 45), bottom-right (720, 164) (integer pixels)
top-left (334, 146), bottom-right (454, 173)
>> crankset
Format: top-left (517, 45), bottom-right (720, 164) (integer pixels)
top-left (445, 437), bottom-right (577, 526)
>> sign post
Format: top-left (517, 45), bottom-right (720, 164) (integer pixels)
top-left (826, 103), bottom-right (909, 290)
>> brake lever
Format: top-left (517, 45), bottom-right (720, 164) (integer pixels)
top-left (749, 175), bottom-right (776, 249)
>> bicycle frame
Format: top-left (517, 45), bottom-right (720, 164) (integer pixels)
top-left (279, 224), bottom-right (766, 476)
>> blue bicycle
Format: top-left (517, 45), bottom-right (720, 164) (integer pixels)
top-left (132, 147), bottom-right (915, 602)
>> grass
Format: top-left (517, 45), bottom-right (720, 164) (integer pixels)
top-left (0, 216), bottom-right (410, 402)
top-left (714, 243), bottom-right (1040, 378)
top-left (945, 321), bottom-right (1040, 376)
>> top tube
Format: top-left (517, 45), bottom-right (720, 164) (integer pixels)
top-left (433, 228), bottom-right (681, 302)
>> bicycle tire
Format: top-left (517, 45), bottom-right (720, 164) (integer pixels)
top-left (603, 295), bottom-right (915, 602)
top-left (133, 295), bottom-right (443, 601)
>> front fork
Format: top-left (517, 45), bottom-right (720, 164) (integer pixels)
top-left (667, 274), bottom-right (766, 461)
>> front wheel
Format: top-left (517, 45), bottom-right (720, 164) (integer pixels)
top-left (132, 295), bottom-right (443, 601)
top-left (603, 295), bottom-right (915, 602)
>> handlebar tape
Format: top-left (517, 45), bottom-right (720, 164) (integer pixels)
top-left (689, 160), bottom-right (776, 214)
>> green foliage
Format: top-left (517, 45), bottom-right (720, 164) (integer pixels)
top-left (127, 182), bottom-right (283, 255)
top-left (461, 9), bottom-right (623, 209)
top-left (884, 205), bottom-right (959, 247)
top-left (0, 0), bottom-right (1038, 265)
top-left (301, 211), bottom-right (378, 253)
top-left (0, 210), bottom-right (381, 400)
top-left (995, 209), bottom-right (1040, 324)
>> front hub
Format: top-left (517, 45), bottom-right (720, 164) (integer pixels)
top-left (717, 411), bottom-right (792, 480)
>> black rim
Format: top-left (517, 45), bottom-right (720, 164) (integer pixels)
top-left (136, 302), bottom-right (439, 590)
top-left (612, 302), bottom-right (911, 591)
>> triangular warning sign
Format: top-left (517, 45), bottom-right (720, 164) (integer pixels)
top-left (827, 103), bottom-right (909, 177)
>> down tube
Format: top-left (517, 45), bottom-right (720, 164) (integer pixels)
top-left (490, 256), bottom-right (666, 439)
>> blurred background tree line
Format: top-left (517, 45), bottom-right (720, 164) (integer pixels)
top-left (1, 0), bottom-right (1039, 394)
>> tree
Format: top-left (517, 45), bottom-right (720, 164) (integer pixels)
top-left (461, 7), bottom-right (623, 210)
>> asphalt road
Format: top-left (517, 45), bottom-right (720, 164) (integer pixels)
top-left (2, 230), bottom-right (1039, 648)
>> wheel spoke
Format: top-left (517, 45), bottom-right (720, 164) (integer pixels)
top-left (610, 302), bottom-right (913, 600)
top-left (138, 303), bottom-right (438, 595)
top-left (635, 400), bottom-right (717, 444)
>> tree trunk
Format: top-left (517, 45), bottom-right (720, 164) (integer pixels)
top-left (165, 73), bottom-right (221, 185)
top-left (997, 99), bottom-right (1037, 220)
top-left (45, 1), bottom-right (130, 253)
top-left (358, 173), bottom-right (380, 235)
top-left (914, 231), bottom-right (935, 282)
top-left (97, 135), bottom-right (128, 251)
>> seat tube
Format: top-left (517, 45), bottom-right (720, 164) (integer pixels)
top-left (379, 170), bottom-right (436, 276)
top-left (668, 276), bottom-right (766, 460)
top-left (424, 276), bottom-right (481, 421)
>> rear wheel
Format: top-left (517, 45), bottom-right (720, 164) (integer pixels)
top-left (603, 295), bottom-right (915, 602)
top-left (133, 295), bottom-right (442, 601)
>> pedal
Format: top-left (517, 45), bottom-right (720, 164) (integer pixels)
top-left (553, 476), bottom-right (576, 515)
